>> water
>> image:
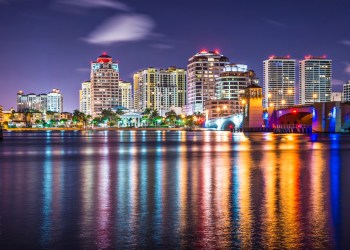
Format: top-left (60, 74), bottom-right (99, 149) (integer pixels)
top-left (0, 130), bottom-right (350, 249)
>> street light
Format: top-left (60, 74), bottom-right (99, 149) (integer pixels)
top-left (313, 93), bottom-right (317, 103)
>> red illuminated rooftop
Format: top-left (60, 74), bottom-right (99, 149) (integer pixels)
top-left (97, 52), bottom-right (112, 63)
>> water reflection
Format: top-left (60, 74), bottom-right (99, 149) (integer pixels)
top-left (0, 131), bottom-right (348, 249)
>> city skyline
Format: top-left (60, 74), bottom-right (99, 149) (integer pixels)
top-left (1, 0), bottom-right (350, 111)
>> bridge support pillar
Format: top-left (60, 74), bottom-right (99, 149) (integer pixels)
top-left (312, 102), bottom-right (341, 133)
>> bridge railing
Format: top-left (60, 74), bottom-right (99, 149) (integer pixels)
top-left (273, 124), bottom-right (312, 134)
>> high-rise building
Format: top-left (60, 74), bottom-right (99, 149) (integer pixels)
top-left (133, 67), bottom-right (186, 113)
top-left (47, 89), bottom-right (63, 113)
top-left (79, 81), bottom-right (92, 115)
top-left (186, 50), bottom-right (229, 114)
top-left (299, 56), bottom-right (332, 104)
top-left (263, 56), bottom-right (296, 109)
top-left (119, 80), bottom-right (133, 110)
top-left (133, 67), bottom-right (157, 111)
top-left (168, 66), bottom-right (187, 108)
top-left (91, 53), bottom-right (119, 117)
top-left (343, 81), bottom-right (350, 102)
top-left (17, 90), bottom-right (61, 112)
top-left (215, 64), bottom-right (257, 114)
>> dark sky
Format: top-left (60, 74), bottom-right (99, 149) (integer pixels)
top-left (1, 0), bottom-right (350, 111)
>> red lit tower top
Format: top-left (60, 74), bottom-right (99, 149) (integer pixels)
top-left (97, 52), bottom-right (113, 63)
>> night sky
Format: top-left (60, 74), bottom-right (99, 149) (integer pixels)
top-left (1, 0), bottom-right (350, 112)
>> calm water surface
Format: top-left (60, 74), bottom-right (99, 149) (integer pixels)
top-left (0, 130), bottom-right (350, 249)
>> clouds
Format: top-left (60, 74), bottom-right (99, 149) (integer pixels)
top-left (345, 63), bottom-right (350, 74)
top-left (56, 0), bottom-right (129, 11)
top-left (54, 0), bottom-right (159, 45)
top-left (264, 18), bottom-right (287, 28)
top-left (84, 14), bottom-right (155, 45)
top-left (339, 40), bottom-right (350, 46)
top-left (150, 44), bottom-right (174, 50)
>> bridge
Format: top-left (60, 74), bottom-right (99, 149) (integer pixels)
top-left (205, 113), bottom-right (243, 130)
top-left (206, 101), bottom-right (350, 133)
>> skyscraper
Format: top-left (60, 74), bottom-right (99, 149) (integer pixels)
top-left (343, 81), bottom-right (350, 102)
top-left (215, 64), bottom-right (257, 114)
top-left (133, 67), bottom-right (186, 114)
top-left (263, 56), bottom-right (296, 109)
top-left (186, 50), bottom-right (229, 114)
top-left (133, 67), bottom-right (157, 111)
top-left (47, 89), bottom-right (63, 113)
top-left (299, 56), bottom-right (332, 104)
top-left (79, 81), bottom-right (91, 115)
top-left (91, 53), bottom-right (119, 117)
top-left (118, 80), bottom-right (133, 110)
top-left (166, 66), bottom-right (187, 108)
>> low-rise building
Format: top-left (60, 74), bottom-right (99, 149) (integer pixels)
top-left (17, 89), bottom-right (63, 113)
top-left (331, 92), bottom-right (342, 102)
top-left (204, 99), bottom-right (235, 120)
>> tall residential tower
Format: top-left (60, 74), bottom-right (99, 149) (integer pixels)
top-left (215, 64), bottom-right (257, 114)
top-left (133, 67), bottom-right (186, 114)
top-left (79, 81), bottom-right (92, 115)
top-left (91, 53), bottom-right (119, 117)
top-left (343, 81), bottom-right (350, 102)
top-left (299, 55), bottom-right (332, 104)
top-left (186, 50), bottom-right (229, 114)
top-left (263, 56), bottom-right (296, 109)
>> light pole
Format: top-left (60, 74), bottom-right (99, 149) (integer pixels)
top-left (313, 93), bottom-right (317, 103)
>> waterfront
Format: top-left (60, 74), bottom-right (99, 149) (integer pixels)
top-left (0, 131), bottom-right (350, 249)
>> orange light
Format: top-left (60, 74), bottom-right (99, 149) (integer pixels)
top-left (292, 109), bottom-right (297, 114)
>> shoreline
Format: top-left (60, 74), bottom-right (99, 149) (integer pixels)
top-left (3, 127), bottom-right (209, 132)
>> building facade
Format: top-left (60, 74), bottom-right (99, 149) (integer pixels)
top-left (215, 64), bottom-right (257, 114)
top-left (119, 81), bottom-right (133, 110)
top-left (204, 99), bottom-right (235, 120)
top-left (47, 89), bottom-right (63, 113)
top-left (299, 56), bottom-right (332, 104)
top-left (186, 50), bottom-right (229, 114)
top-left (79, 81), bottom-right (92, 115)
top-left (17, 91), bottom-right (47, 112)
top-left (331, 92), bottom-right (342, 102)
top-left (17, 89), bottom-right (62, 113)
top-left (91, 53), bottom-right (120, 117)
top-left (263, 56), bottom-right (296, 109)
top-left (133, 67), bottom-right (186, 113)
top-left (344, 81), bottom-right (350, 102)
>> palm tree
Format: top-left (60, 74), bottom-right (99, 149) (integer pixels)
top-left (149, 109), bottom-right (159, 126)
top-left (101, 109), bottom-right (118, 127)
top-left (72, 110), bottom-right (87, 128)
top-left (165, 110), bottom-right (177, 126)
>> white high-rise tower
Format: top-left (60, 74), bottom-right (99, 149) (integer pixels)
top-left (299, 55), bottom-right (332, 104)
top-left (91, 53), bottom-right (119, 117)
top-left (186, 50), bottom-right (229, 114)
top-left (263, 56), bottom-right (296, 109)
